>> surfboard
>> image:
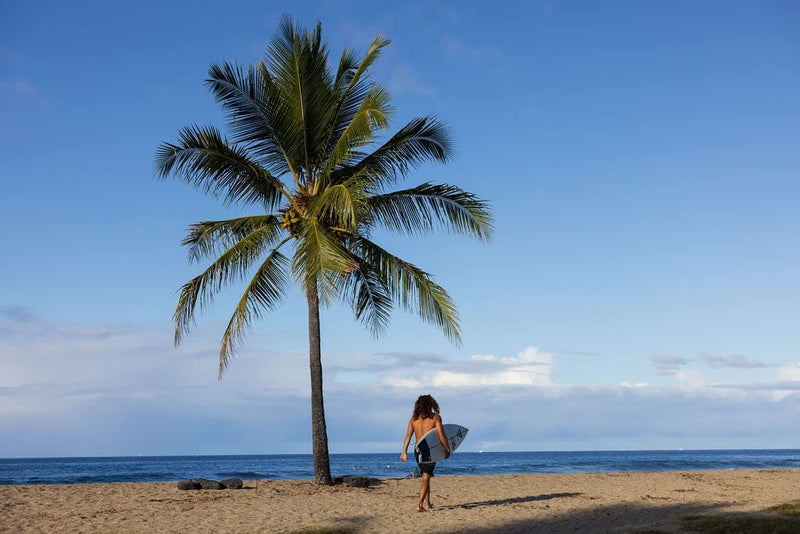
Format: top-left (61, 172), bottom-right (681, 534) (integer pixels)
top-left (414, 424), bottom-right (468, 464)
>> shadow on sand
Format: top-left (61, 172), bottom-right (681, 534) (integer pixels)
top-left (442, 492), bottom-right (582, 510)
top-left (435, 500), bottom-right (738, 534)
top-left (326, 498), bottom-right (760, 533)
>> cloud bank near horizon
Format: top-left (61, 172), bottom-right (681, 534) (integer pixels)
top-left (1, 309), bottom-right (798, 457)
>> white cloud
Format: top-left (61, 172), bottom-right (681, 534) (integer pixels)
top-left (674, 369), bottom-right (709, 388)
top-left (777, 362), bottom-right (800, 382)
top-left (0, 308), bottom-right (311, 385)
top-left (500, 346), bottom-right (554, 366)
top-left (2, 312), bottom-right (800, 456)
top-left (384, 376), bottom-right (424, 389)
top-left (0, 311), bottom-right (318, 456)
top-left (620, 381), bottom-right (648, 388)
top-left (433, 369), bottom-right (541, 387)
top-left (385, 346), bottom-right (555, 389)
top-left (434, 346), bottom-right (554, 387)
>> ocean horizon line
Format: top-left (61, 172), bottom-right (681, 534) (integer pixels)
top-left (3, 447), bottom-right (799, 461)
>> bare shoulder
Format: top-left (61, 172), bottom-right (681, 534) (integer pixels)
top-left (434, 414), bottom-right (443, 423)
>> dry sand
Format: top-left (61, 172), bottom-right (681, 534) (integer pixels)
top-left (1, 469), bottom-right (798, 533)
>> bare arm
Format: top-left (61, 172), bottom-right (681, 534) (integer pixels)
top-left (400, 418), bottom-right (414, 462)
top-left (434, 414), bottom-right (451, 458)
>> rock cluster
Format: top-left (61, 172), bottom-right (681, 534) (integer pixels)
top-left (177, 477), bottom-right (244, 490)
top-left (333, 476), bottom-right (382, 488)
top-left (178, 476), bottom-right (380, 490)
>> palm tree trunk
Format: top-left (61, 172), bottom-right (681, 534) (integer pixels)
top-left (306, 278), bottom-right (333, 485)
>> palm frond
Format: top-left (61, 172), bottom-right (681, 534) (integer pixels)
top-left (366, 182), bottom-right (493, 241)
top-left (321, 83), bottom-right (391, 180)
top-left (353, 237), bottom-right (461, 344)
top-left (173, 227), bottom-right (284, 346)
top-left (334, 47), bottom-right (359, 88)
top-left (340, 265), bottom-right (392, 336)
top-left (205, 61), bottom-right (296, 178)
top-left (321, 35), bottom-right (392, 179)
top-left (332, 116), bottom-right (452, 189)
top-left (155, 124), bottom-right (287, 210)
top-left (218, 248), bottom-right (291, 377)
top-left (308, 181), bottom-right (367, 235)
top-left (183, 215), bottom-right (282, 263)
top-left (292, 218), bottom-right (358, 304)
top-left (267, 15), bottom-right (337, 179)
top-left (339, 33), bottom-right (390, 90)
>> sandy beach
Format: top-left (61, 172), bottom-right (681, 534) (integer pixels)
top-left (1, 469), bottom-right (798, 533)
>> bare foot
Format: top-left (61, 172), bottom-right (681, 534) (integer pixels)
top-left (426, 502), bottom-right (434, 509)
top-left (416, 506), bottom-right (427, 512)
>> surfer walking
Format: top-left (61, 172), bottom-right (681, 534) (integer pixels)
top-left (400, 394), bottom-right (450, 512)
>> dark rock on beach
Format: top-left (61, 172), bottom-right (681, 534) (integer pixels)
top-left (177, 477), bottom-right (244, 490)
top-left (219, 478), bottom-right (243, 489)
top-left (196, 478), bottom-right (224, 490)
top-left (341, 476), bottom-right (381, 488)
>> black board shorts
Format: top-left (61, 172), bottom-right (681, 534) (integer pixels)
top-left (417, 460), bottom-right (436, 476)
top-left (415, 447), bottom-right (436, 476)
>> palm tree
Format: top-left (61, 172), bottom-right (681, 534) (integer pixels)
top-left (155, 16), bottom-right (493, 485)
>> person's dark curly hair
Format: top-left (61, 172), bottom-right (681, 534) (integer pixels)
top-left (412, 394), bottom-right (440, 419)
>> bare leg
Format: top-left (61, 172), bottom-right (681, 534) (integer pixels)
top-left (423, 474), bottom-right (433, 509)
top-left (417, 472), bottom-right (431, 511)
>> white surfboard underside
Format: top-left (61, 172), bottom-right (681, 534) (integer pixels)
top-left (414, 424), bottom-right (468, 464)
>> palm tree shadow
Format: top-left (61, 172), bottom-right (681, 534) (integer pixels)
top-left (444, 492), bottom-right (582, 510)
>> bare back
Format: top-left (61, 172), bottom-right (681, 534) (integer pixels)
top-left (411, 414), bottom-right (439, 442)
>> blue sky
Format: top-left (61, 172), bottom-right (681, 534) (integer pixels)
top-left (1, 0), bottom-right (799, 457)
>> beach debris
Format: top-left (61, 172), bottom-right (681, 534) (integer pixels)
top-left (177, 480), bottom-right (200, 490)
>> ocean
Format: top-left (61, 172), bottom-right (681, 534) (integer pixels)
top-left (1, 449), bottom-right (799, 485)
